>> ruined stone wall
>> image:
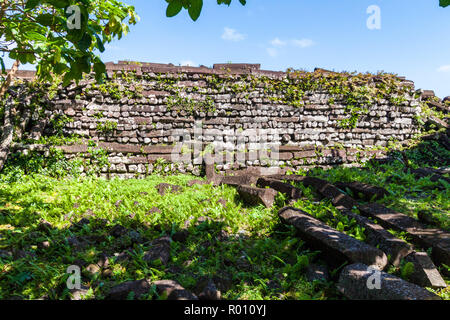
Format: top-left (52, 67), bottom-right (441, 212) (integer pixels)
top-left (14, 62), bottom-right (423, 177)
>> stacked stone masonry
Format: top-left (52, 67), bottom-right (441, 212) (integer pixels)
top-left (14, 62), bottom-right (423, 177)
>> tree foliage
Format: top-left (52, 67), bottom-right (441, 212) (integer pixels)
top-left (440, 0), bottom-right (450, 7)
top-left (0, 0), bottom-right (139, 85)
top-left (165, 0), bottom-right (246, 21)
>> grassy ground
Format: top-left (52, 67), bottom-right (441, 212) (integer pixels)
top-left (0, 139), bottom-right (449, 300)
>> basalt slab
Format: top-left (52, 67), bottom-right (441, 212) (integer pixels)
top-left (237, 185), bottom-right (277, 208)
top-left (335, 182), bottom-right (389, 201)
top-left (274, 175), bottom-right (358, 209)
top-left (404, 251), bottom-right (447, 289)
top-left (336, 206), bottom-right (413, 267)
top-left (221, 174), bottom-right (259, 187)
top-left (358, 203), bottom-right (450, 269)
top-left (278, 207), bottom-right (388, 270)
top-left (256, 177), bottom-right (302, 199)
top-left (337, 263), bottom-right (441, 300)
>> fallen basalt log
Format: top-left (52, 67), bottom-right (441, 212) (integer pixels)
top-left (334, 181), bottom-right (389, 201)
top-left (404, 251), bottom-right (447, 289)
top-left (336, 206), bottom-right (413, 267)
top-left (273, 175), bottom-right (358, 209)
top-left (337, 263), bottom-right (441, 300)
top-left (237, 185), bottom-right (277, 208)
top-left (256, 177), bottom-right (302, 200)
top-left (279, 207), bottom-right (388, 270)
top-left (358, 203), bottom-right (450, 270)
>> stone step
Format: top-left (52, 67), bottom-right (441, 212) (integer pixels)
top-left (358, 203), bottom-right (450, 270)
top-left (279, 207), bottom-right (388, 270)
top-left (337, 263), bottom-right (441, 300)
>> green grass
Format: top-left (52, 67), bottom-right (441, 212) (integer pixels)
top-left (0, 174), bottom-right (337, 300)
top-left (0, 137), bottom-right (449, 300)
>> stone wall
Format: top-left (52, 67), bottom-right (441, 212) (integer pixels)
top-left (12, 61), bottom-right (423, 177)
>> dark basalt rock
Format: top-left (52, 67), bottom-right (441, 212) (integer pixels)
top-left (335, 181), bottom-right (389, 201)
top-left (337, 263), bottom-right (441, 300)
top-left (109, 224), bottom-right (128, 237)
top-left (305, 264), bottom-right (330, 282)
top-left (156, 183), bottom-right (183, 196)
top-left (257, 177), bottom-right (302, 199)
top-left (336, 206), bottom-right (413, 267)
top-left (274, 175), bottom-right (358, 209)
top-left (143, 236), bottom-right (172, 265)
top-left (106, 279), bottom-right (151, 300)
top-left (196, 279), bottom-right (221, 300)
top-left (404, 251), bottom-right (447, 289)
top-left (172, 229), bottom-right (189, 243)
top-left (237, 185), bottom-right (277, 208)
top-left (153, 280), bottom-right (198, 300)
top-left (279, 207), bottom-right (388, 270)
top-left (358, 203), bottom-right (450, 270)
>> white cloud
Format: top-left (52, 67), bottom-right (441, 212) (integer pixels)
top-left (270, 38), bottom-right (287, 47)
top-left (104, 44), bottom-right (122, 51)
top-left (180, 60), bottom-right (197, 67)
top-left (222, 27), bottom-right (246, 42)
top-left (266, 37), bottom-right (316, 57)
top-left (437, 65), bottom-right (450, 73)
top-left (291, 38), bottom-right (315, 48)
top-left (266, 48), bottom-right (278, 57)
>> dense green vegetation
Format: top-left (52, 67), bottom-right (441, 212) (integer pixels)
top-left (0, 134), bottom-right (448, 300)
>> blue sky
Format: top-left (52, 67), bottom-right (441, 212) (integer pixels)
top-left (7, 0), bottom-right (450, 97)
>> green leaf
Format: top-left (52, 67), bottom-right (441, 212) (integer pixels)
top-left (36, 13), bottom-right (55, 26)
top-left (95, 34), bottom-right (105, 53)
top-left (0, 57), bottom-right (5, 74)
top-left (54, 63), bottom-right (69, 74)
top-left (440, 0), bottom-right (450, 7)
top-left (25, 0), bottom-right (41, 10)
top-left (78, 33), bottom-right (93, 51)
top-left (166, 0), bottom-right (183, 17)
top-left (25, 32), bottom-right (47, 42)
top-left (93, 58), bottom-right (106, 80)
top-left (44, 0), bottom-right (70, 8)
top-left (188, 0), bottom-right (203, 21)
